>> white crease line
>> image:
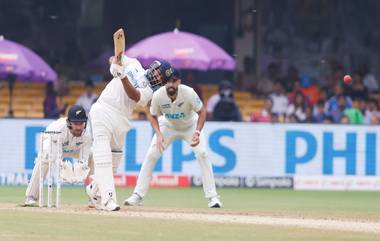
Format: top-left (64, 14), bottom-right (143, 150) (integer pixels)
top-left (1, 206), bottom-right (379, 234)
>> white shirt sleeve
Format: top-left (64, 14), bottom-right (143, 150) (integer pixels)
top-left (124, 61), bottom-right (153, 107)
top-left (150, 92), bottom-right (160, 116)
top-left (136, 83), bottom-right (153, 107)
top-left (190, 88), bottom-right (203, 112)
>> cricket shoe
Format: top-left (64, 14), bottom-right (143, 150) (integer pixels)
top-left (208, 196), bottom-right (222, 208)
top-left (123, 193), bottom-right (143, 206)
top-left (96, 199), bottom-right (120, 211)
top-left (86, 184), bottom-right (101, 208)
top-left (24, 196), bottom-right (37, 206)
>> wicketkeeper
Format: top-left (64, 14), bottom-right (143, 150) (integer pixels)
top-left (24, 105), bottom-right (92, 206)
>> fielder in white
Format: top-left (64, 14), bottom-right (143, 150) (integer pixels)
top-left (125, 62), bottom-right (222, 208)
top-left (24, 105), bottom-right (91, 206)
top-left (87, 55), bottom-right (165, 211)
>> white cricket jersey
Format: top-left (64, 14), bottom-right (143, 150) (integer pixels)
top-left (150, 84), bottom-right (203, 129)
top-left (41, 118), bottom-right (92, 162)
top-left (97, 57), bottom-right (153, 119)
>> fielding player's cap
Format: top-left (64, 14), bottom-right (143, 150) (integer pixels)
top-left (159, 60), bottom-right (181, 82)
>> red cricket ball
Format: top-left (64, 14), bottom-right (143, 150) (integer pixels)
top-left (343, 75), bottom-right (352, 85)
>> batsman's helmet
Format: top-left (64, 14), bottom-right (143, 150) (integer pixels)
top-left (146, 60), bottom-right (180, 91)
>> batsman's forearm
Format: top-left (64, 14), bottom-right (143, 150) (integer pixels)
top-left (121, 77), bottom-right (141, 102)
top-left (196, 106), bottom-right (206, 131)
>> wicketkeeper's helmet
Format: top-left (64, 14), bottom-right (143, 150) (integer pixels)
top-left (68, 105), bottom-right (87, 122)
top-left (67, 105), bottom-right (87, 129)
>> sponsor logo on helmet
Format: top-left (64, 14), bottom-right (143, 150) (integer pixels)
top-left (165, 68), bottom-right (173, 77)
top-left (76, 110), bottom-right (82, 115)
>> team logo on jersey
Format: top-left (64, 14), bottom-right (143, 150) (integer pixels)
top-left (177, 101), bottom-right (184, 107)
top-left (161, 103), bottom-right (171, 109)
top-left (62, 141), bottom-right (69, 146)
top-left (76, 142), bottom-right (83, 146)
top-left (127, 71), bottom-right (138, 87)
top-left (140, 79), bottom-right (148, 88)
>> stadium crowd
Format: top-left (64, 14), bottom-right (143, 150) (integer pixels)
top-left (207, 62), bottom-right (380, 125)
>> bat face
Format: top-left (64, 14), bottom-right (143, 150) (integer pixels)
top-left (113, 28), bottom-right (125, 65)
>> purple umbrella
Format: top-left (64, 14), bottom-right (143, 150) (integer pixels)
top-left (126, 29), bottom-right (236, 70)
top-left (0, 36), bottom-right (57, 82)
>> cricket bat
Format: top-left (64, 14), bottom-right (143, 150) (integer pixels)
top-left (113, 28), bottom-right (125, 65)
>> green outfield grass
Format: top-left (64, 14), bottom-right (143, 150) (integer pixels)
top-left (0, 186), bottom-right (379, 241)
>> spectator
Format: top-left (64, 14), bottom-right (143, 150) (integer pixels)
top-left (300, 74), bottom-right (319, 105)
top-left (318, 87), bottom-right (329, 103)
top-left (325, 83), bottom-right (352, 114)
top-left (206, 80), bottom-right (232, 120)
top-left (350, 72), bottom-right (369, 101)
top-left (287, 114), bottom-right (298, 123)
top-left (323, 116), bottom-right (334, 124)
top-left (363, 99), bottom-right (380, 124)
top-left (280, 66), bottom-right (300, 93)
top-left (75, 80), bottom-right (98, 114)
top-left (313, 87), bottom-right (329, 117)
top-left (313, 100), bottom-right (327, 123)
top-left (43, 81), bottom-right (67, 119)
top-left (236, 56), bottom-right (255, 90)
top-left (213, 87), bottom-right (242, 122)
top-left (304, 106), bottom-right (314, 123)
top-left (288, 79), bottom-right (312, 106)
top-left (255, 63), bottom-right (278, 97)
top-left (268, 81), bottom-right (288, 115)
top-left (370, 115), bottom-right (380, 125)
top-left (286, 91), bottom-right (308, 122)
top-left (344, 101), bottom-right (363, 124)
top-left (328, 95), bottom-right (348, 123)
top-left (359, 64), bottom-right (379, 92)
top-left (327, 63), bottom-right (344, 90)
top-left (184, 71), bottom-right (203, 101)
top-left (340, 115), bottom-right (350, 124)
top-left (251, 98), bottom-right (273, 122)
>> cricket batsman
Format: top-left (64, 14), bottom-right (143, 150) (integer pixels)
top-left (87, 55), bottom-right (165, 211)
top-left (124, 61), bottom-right (222, 208)
top-left (24, 105), bottom-right (92, 206)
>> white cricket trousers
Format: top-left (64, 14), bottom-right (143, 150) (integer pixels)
top-left (134, 123), bottom-right (218, 199)
top-left (89, 102), bottom-right (129, 205)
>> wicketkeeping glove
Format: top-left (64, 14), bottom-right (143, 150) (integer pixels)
top-left (73, 160), bottom-right (90, 183)
top-left (60, 160), bottom-right (75, 183)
